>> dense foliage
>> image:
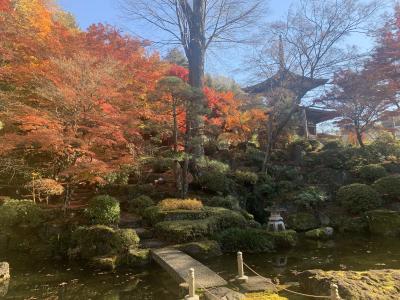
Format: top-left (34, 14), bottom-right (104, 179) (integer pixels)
top-left (337, 184), bottom-right (382, 214)
top-left (86, 195), bottom-right (120, 225)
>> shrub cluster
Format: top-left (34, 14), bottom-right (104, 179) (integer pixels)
top-left (337, 183), bottom-right (381, 214)
top-left (154, 208), bottom-right (247, 242)
top-left (294, 187), bottom-right (327, 210)
top-left (128, 195), bottom-right (154, 215)
top-left (86, 195), bottom-right (120, 225)
top-left (215, 228), bottom-right (275, 253)
top-left (196, 158), bottom-right (231, 193)
top-left (204, 195), bottom-right (239, 210)
top-left (70, 225), bottom-right (139, 259)
top-left (234, 170), bottom-right (258, 185)
top-left (158, 198), bottom-right (203, 211)
top-left (372, 175), bottom-right (400, 201)
top-left (357, 164), bottom-right (388, 183)
top-left (0, 199), bottom-right (44, 228)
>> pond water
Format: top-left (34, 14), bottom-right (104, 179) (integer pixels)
top-left (2, 235), bottom-right (400, 299)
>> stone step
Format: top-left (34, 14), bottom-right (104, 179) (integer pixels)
top-left (151, 248), bottom-right (227, 289)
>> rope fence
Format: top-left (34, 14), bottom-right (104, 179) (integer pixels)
top-left (183, 252), bottom-right (343, 300)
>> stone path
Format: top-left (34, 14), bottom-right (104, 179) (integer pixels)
top-left (151, 248), bottom-right (227, 289)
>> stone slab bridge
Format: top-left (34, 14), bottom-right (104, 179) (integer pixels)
top-left (150, 248), bottom-right (278, 300)
top-left (151, 247), bottom-right (227, 289)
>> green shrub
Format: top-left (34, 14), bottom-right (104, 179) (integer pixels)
top-left (372, 175), bottom-right (400, 201)
top-left (70, 225), bottom-right (139, 259)
top-left (337, 183), bottom-right (382, 214)
top-left (244, 147), bottom-right (265, 165)
top-left (288, 139), bottom-right (313, 154)
top-left (267, 230), bottom-right (297, 248)
top-left (86, 195), bottom-right (120, 225)
top-left (154, 208), bottom-right (247, 242)
top-left (152, 157), bottom-right (174, 173)
top-left (128, 195), bottom-right (154, 215)
top-left (155, 219), bottom-right (210, 242)
top-left (0, 199), bottom-right (44, 228)
top-left (322, 141), bottom-right (343, 150)
top-left (142, 206), bottom-right (209, 225)
top-left (114, 228), bottom-right (140, 250)
top-left (234, 170), bottom-right (258, 185)
top-left (216, 228), bottom-right (275, 253)
top-left (318, 149), bottom-right (349, 169)
top-left (358, 164), bottom-right (388, 183)
top-left (287, 212), bottom-right (319, 231)
top-left (294, 187), bottom-right (327, 210)
top-left (205, 195), bottom-right (239, 210)
top-left (196, 158), bottom-right (231, 193)
top-left (209, 209), bottom-right (247, 231)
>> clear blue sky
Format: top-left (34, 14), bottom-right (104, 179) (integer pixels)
top-left (58, 0), bottom-right (376, 84)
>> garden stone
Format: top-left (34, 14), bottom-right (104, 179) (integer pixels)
top-left (0, 279), bottom-right (9, 297)
top-left (0, 262), bottom-right (10, 283)
top-left (174, 240), bottom-right (222, 260)
top-left (125, 249), bottom-right (150, 267)
top-left (90, 255), bottom-right (118, 271)
top-left (305, 227), bottom-right (334, 240)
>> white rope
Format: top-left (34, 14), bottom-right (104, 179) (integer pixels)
top-left (243, 262), bottom-right (331, 299)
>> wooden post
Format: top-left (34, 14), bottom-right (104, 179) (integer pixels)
top-left (185, 268), bottom-right (199, 300)
top-left (236, 252), bottom-right (248, 283)
top-left (330, 283), bottom-right (341, 300)
top-left (303, 107), bottom-right (309, 140)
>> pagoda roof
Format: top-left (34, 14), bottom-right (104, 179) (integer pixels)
top-left (243, 69), bottom-right (328, 99)
top-left (302, 106), bottom-right (339, 124)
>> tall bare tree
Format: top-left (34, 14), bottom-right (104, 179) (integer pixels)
top-left (119, 0), bottom-right (265, 159)
top-left (247, 0), bottom-right (383, 171)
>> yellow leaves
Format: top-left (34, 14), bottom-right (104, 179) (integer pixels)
top-left (14, 0), bottom-right (53, 39)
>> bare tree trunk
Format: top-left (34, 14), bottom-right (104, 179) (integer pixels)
top-left (186, 0), bottom-right (206, 160)
top-left (356, 128), bottom-right (365, 148)
top-left (172, 99), bottom-right (178, 153)
top-left (262, 117), bottom-right (274, 173)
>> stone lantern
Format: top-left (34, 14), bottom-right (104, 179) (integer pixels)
top-left (265, 205), bottom-right (286, 232)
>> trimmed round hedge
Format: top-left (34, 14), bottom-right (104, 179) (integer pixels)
top-left (358, 164), bottom-right (388, 183)
top-left (128, 195), bottom-right (154, 215)
top-left (372, 175), bottom-right (400, 201)
top-left (337, 183), bottom-right (381, 214)
top-left (216, 228), bottom-right (275, 253)
top-left (86, 195), bottom-right (120, 225)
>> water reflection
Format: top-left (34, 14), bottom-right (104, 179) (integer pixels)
top-left (0, 279), bottom-right (9, 297)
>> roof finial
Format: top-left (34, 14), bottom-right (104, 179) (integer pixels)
top-left (279, 35), bottom-right (285, 71)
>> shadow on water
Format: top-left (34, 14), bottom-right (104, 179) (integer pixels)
top-left (1, 235), bottom-right (400, 299)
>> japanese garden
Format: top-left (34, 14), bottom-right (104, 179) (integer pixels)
top-left (0, 0), bottom-right (400, 299)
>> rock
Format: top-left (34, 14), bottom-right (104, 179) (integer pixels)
top-left (305, 227), bottom-right (334, 240)
top-left (298, 269), bottom-right (400, 300)
top-left (125, 249), bottom-right (150, 267)
top-left (90, 255), bottom-right (117, 271)
top-left (0, 262), bottom-right (10, 283)
top-left (238, 276), bottom-right (277, 293)
top-left (365, 210), bottom-right (400, 237)
top-left (204, 287), bottom-right (245, 300)
top-left (287, 212), bottom-right (319, 231)
top-left (174, 240), bottom-right (222, 260)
